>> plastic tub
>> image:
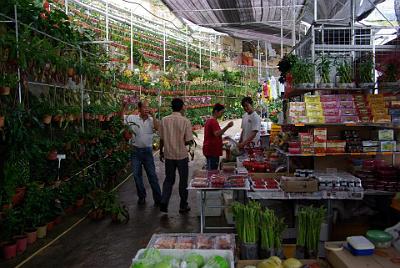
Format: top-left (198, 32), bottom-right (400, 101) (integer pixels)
top-left (339, 101), bottom-right (355, 109)
top-left (341, 115), bottom-right (359, 123)
top-left (323, 109), bottom-right (339, 116)
top-left (340, 109), bottom-right (357, 116)
top-left (366, 230), bottom-right (392, 249)
top-left (320, 95), bottom-right (338, 102)
top-left (325, 116), bottom-right (341, 123)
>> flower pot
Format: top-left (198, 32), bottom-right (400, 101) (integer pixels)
top-left (25, 229), bottom-right (37, 244)
top-left (11, 187), bottom-right (26, 206)
top-left (47, 220), bottom-right (55, 232)
top-left (88, 208), bottom-right (105, 221)
top-left (0, 86), bottom-right (10, 95)
top-left (54, 216), bottom-right (62, 225)
top-left (0, 116), bottom-right (4, 128)
top-left (65, 206), bottom-right (75, 215)
top-left (282, 244), bottom-right (296, 258)
top-left (2, 241), bottom-right (17, 260)
top-left (98, 115), bottom-right (105, 122)
top-left (240, 242), bottom-right (258, 260)
top-left (47, 150), bottom-right (58, 161)
top-left (67, 68), bottom-right (75, 77)
top-left (66, 114), bottom-right (75, 122)
top-left (75, 197), bottom-right (85, 208)
top-left (42, 114), bottom-right (52, 124)
top-left (14, 235), bottom-right (27, 253)
top-left (36, 225), bottom-right (47, 239)
top-left (84, 113), bottom-right (90, 120)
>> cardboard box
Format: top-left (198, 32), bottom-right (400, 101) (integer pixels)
top-left (326, 244), bottom-right (400, 268)
top-left (281, 177), bottom-right (319, 192)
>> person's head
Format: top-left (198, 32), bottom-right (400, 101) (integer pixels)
top-left (212, 103), bottom-right (225, 119)
top-left (138, 100), bottom-right (150, 117)
top-left (241, 97), bottom-right (254, 114)
top-left (171, 98), bottom-right (185, 113)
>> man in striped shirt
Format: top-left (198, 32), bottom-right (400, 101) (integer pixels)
top-left (159, 98), bottom-right (194, 214)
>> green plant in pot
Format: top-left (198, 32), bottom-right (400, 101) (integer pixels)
top-left (291, 58), bottom-right (314, 88)
top-left (336, 60), bottom-right (355, 88)
top-left (3, 161), bottom-right (29, 207)
top-left (0, 208), bottom-right (25, 259)
top-left (358, 56), bottom-right (374, 88)
top-left (317, 56), bottom-right (332, 88)
top-left (0, 73), bottom-right (17, 96)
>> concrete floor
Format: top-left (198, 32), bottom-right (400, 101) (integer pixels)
top-left (10, 119), bottom-right (242, 268)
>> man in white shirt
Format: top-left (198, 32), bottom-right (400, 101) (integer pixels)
top-left (122, 101), bottom-right (162, 206)
top-left (238, 97), bottom-right (261, 148)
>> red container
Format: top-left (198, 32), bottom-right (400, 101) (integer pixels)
top-left (2, 242), bottom-right (17, 260)
top-left (288, 141), bottom-right (300, 148)
top-left (14, 235), bottom-right (27, 253)
top-left (288, 148), bottom-right (301, 154)
top-left (26, 229), bottom-right (37, 245)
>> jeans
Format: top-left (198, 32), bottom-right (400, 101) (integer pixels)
top-left (206, 156), bottom-right (219, 170)
top-left (161, 158), bottom-right (189, 209)
top-left (131, 147), bottom-right (162, 203)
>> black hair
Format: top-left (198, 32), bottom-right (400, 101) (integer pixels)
top-left (212, 103), bottom-right (225, 113)
top-left (171, 98), bottom-right (184, 112)
top-left (241, 97), bottom-right (253, 107)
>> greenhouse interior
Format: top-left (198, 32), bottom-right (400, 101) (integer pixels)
top-left (0, 0), bottom-right (400, 267)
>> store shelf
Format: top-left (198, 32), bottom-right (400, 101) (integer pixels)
top-left (274, 147), bottom-right (400, 157)
top-left (285, 87), bottom-right (371, 98)
top-left (364, 190), bottom-right (396, 196)
top-left (280, 122), bottom-right (400, 129)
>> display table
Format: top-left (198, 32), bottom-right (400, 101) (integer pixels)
top-left (188, 170), bottom-right (250, 233)
top-left (236, 259), bottom-right (330, 268)
top-left (326, 244), bottom-right (400, 268)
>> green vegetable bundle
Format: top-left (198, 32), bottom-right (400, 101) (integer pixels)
top-left (296, 206), bottom-right (326, 252)
top-left (232, 201), bottom-right (261, 244)
top-left (259, 209), bottom-right (286, 250)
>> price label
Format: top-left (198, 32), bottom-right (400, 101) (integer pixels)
top-left (295, 123), bottom-right (305, 127)
top-left (316, 153), bottom-right (326, 157)
top-left (382, 152), bottom-right (392, 156)
top-left (367, 152), bottom-right (376, 155)
top-left (303, 153), bottom-right (313, 156)
top-left (345, 123), bottom-right (357, 126)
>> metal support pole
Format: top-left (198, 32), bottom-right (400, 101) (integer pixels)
top-left (185, 25), bottom-right (189, 69)
top-left (14, 5), bottom-right (22, 104)
top-left (130, 10), bottom-right (133, 70)
top-left (292, 0), bottom-right (296, 49)
top-left (105, 0), bottom-right (109, 53)
top-left (209, 35), bottom-right (212, 70)
top-left (312, 0), bottom-right (317, 87)
top-left (79, 49), bottom-right (85, 133)
top-left (351, 0), bottom-right (355, 61)
top-left (163, 14), bottom-right (166, 73)
top-left (65, 0), bottom-right (69, 14)
top-left (280, 0), bottom-right (283, 58)
top-left (265, 42), bottom-right (268, 77)
top-left (257, 40), bottom-right (260, 81)
top-left (199, 37), bottom-right (202, 69)
top-left (372, 29), bottom-right (377, 89)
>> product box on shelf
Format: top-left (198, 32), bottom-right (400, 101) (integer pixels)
top-left (380, 141), bottom-right (396, 152)
top-left (308, 116), bottom-right (325, 124)
top-left (322, 101), bottom-right (339, 109)
top-left (281, 177), bottom-right (319, 192)
top-left (314, 128), bottom-right (328, 137)
top-left (341, 115), bottom-right (359, 123)
top-left (377, 129), bottom-right (394, 141)
top-left (306, 110), bottom-right (324, 117)
top-left (325, 116), bottom-right (341, 123)
top-left (320, 95), bottom-right (338, 102)
top-left (337, 95), bottom-right (354, 101)
top-left (324, 109), bottom-right (340, 116)
top-left (306, 102), bottom-right (323, 111)
top-left (305, 95), bottom-right (321, 103)
top-left (326, 140), bottom-right (347, 148)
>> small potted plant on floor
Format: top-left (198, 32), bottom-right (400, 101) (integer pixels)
top-left (336, 60), bottom-right (355, 88)
top-left (317, 56), bottom-right (333, 88)
top-left (0, 208), bottom-right (19, 259)
top-left (110, 203), bottom-right (129, 224)
top-left (0, 74), bottom-right (17, 96)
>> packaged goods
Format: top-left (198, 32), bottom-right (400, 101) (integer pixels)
top-left (380, 141), bottom-right (396, 152)
top-left (378, 129), bottom-right (394, 141)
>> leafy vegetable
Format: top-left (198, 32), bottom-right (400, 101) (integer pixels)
top-left (296, 206), bottom-right (326, 253)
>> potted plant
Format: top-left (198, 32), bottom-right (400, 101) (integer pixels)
top-left (336, 60), bottom-right (355, 88)
top-left (232, 201), bottom-right (260, 260)
top-left (377, 57), bottom-right (400, 88)
top-left (292, 58), bottom-right (314, 88)
top-left (317, 56), bottom-right (333, 88)
top-left (358, 56), bottom-right (375, 88)
top-left (0, 209), bottom-right (18, 259)
top-left (110, 204), bottom-right (129, 223)
top-left (0, 74), bottom-right (17, 96)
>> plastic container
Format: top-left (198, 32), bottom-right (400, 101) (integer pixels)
top-left (337, 94), bottom-right (353, 101)
top-left (320, 95), bottom-right (338, 102)
top-left (325, 116), bottom-right (341, 123)
top-left (323, 109), bottom-right (339, 116)
top-left (288, 148), bottom-right (301, 154)
top-left (366, 230), bottom-right (392, 249)
top-left (340, 108), bottom-right (357, 116)
top-left (305, 95), bottom-right (321, 103)
top-left (346, 236), bottom-right (375, 256)
top-left (339, 101), bottom-right (355, 109)
top-left (340, 115), bottom-right (359, 123)
top-left (322, 101), bottom-right (339, 109)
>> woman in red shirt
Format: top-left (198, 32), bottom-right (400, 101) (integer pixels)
top-left (203, 104), bottom-right (234, 170)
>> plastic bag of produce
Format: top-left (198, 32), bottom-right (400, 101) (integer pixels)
top-left (185, 253), bottom-right (205, 267)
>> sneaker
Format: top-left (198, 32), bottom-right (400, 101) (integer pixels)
top-left (159, 204), bottom-right (168, 213)
top-left (137, 198), bottom-right (146, 205)
top-left (179, 206), bottom-right (191, 214)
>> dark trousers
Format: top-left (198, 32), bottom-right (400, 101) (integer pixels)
top-left (131, 147), bottom-right (162, 203)
top-left (161, 158), bottom-right (189, 209)
top-left (206, 156), bottom-right (219, 170)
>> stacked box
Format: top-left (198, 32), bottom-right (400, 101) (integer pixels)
top-left (368, 94), bottom-right (391, 123)
top-left (354, 94), bottom-right (371, 123)
top-left (288, 102), bottom-right (307, 124)
top-left (344, 130), bottom-right (362, 153)
top-left (314, 128), bottom-right (327, 153)
top-left (321, 95), bottom-right (340, 123)
top-left (305, 95), bottom-right (325, 123)
top-left (326, 140), bottom-right (347, 153)
top-left (299, 132), bottom-right (314, 154)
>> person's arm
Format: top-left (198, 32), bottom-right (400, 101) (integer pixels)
top-left (149, 109), bottom-right (159, 131)
top-left (238, 130), bottom-right (258, 148)
top-left (184, 119), bottom-right (194, 146)
top-left (214, 121), bottom-right (234, 137)
top-left (239, 114), bottom-right (260, 148)
top-left (159, 139), bottom-right (164, 162)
